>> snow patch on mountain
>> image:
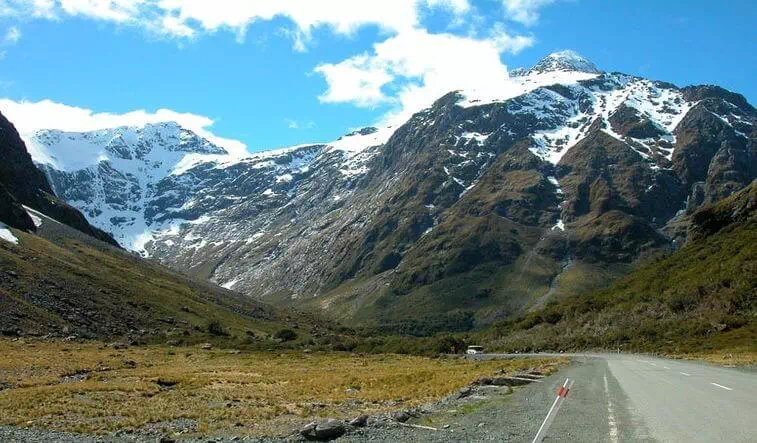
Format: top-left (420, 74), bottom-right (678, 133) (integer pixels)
top-left (529, 50), bottom-right (602, 75)
top-left (458, 51), bottom-right (602, 108)
top-left (460, 132), bottom-right (490, 145)
top-left (28, 120), bottom-right (396, 255)
top-left (326, 126), bottom-right (394, 177)
top-left (0, 223), bottom-right (18, 244)
top-left (456, 52), bottom-right (694, 167)
top-left (24, 206), bottom-right (43, 227)
top-left (326, 126), bottom-right (394, 153)
top-left (221, 277), bottom-right (240, 290)
top-left (458, 70), bottom-right (599, 108)
top-left (525, 74), bottom-right (694, 164)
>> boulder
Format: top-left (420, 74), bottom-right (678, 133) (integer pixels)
top-left (455, 386), bottom-right (472, 399)
top-left (392, 410), bottom-right (411, 423)
top-left (348, 415), bottom-right (368, 427)
top-left (301, 419), bottom-right (346, 441)
top-left (315, 419), bottom-right (346, 440)
top-left (300, 422), bottom-right (317, 439)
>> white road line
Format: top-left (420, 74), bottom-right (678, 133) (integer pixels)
top-left (710, 383), bottom-right (733, 391)
top-left (604, 372), bottom-right (620, 443)
top-left (663, 366), bottom-right (670, 370)
top-left (679, 372), bottom-right (691, 377)
top-left (648, 362), bottom-right (657, 367)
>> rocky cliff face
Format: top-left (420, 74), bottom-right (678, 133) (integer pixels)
top-left (26, 51), bottom-right (757, 334)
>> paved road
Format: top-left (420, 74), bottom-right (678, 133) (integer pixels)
top-left (471, 353), bottom-right (757, 442)
top-left (603, 354), bottom-right (757, 442)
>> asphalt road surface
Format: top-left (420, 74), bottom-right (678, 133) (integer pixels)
top-left (468, 353), bottom-right (757, 442)
top-left (602, 353), bottom-right (757, 442)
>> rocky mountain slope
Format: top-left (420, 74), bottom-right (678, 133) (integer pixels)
top-left (482, 179), bottom-right (757, 354)
top-left (25, 51), bottom-right (757, 334)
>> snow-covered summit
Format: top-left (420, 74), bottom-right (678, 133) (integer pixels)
top-left (326, 126), bottom-right (394, 154)
top-left (28, 121), bottom-right (227, 171)
top-left (530, 50), bottom-right (601, 75)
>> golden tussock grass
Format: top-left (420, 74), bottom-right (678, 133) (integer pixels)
top-left (670, 348), bottom-right (757, 367)
top-left (0, 339), bottom-right (564, 436)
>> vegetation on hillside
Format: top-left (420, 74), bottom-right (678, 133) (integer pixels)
top-left (478, 182), bottom-right (757, 355)
top-left (0, 218), bottom-right (338, 348)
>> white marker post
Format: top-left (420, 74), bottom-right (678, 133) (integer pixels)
top-left (532, 378), bottom-right (574, 443)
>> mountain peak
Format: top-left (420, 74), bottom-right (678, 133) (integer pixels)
top-left (530, 50), bottom-right (601, 74)
top-left (28, 122), bottom-right (226, 171)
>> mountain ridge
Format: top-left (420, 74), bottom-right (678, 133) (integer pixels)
top-left (16, 51), bottom-right (757, 334)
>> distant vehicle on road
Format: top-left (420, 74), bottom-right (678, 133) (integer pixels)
top-left (466, 345), bottom-right (485, 355)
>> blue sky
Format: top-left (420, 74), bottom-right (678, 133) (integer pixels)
top-left (0, 0), bottom-right (754, 154)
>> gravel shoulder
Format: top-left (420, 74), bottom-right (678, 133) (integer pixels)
top-left (340, 356), bottom-right (645, 442)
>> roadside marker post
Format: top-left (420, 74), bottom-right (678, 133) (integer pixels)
top-left (532, 378), bottom-right (574, 443)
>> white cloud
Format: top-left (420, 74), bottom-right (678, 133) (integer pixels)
top-left (0, 98), bottom-right (249, 156)
top-left (315, 54), bottom-right (395, 108)
top-left (0, 0), bottom-right (472, 49)
top-left (315, 26), bottom-right (534, 124)
top-left (58, 0), bottom-right (143, 22)
top-left (0, 1), bottom-right (544, 140)
top-left (30, 0), bottom-right (57, 18)
top-left (3, 26), bottom-right (21, 44)
top-left (501, 0), bottom-right (556, 26)
top-left (285, 118), bottom-right (315, 130)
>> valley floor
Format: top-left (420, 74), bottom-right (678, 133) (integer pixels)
top-left (3, 340), bottom-right (754, 442)
top-left (0, 339), bottom-right (560, 441)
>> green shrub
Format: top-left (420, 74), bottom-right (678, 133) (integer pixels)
top-left (206, 320), bottom-right (228, 336)
top-left (666, 291), bottom-right (698, 313)
top-left (274, 329), bottom-right (297, 342)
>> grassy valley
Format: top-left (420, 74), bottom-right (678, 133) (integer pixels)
top-left (0, 339), bottom-right (562, 437)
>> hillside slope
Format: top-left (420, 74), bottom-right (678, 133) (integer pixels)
top-left (0, 208), bottom-right (333, 344)
top-left (482, 180), bottom-right (757, 353)
top-left (0, 113), bottom-right (335, 344)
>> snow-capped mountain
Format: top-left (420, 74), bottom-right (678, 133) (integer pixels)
top-left (31, 122), bottom-right (230, 249)
top-left (32, 121), bottom-right (393, 253)
top-left (28, 51), bottom-right (757, 333)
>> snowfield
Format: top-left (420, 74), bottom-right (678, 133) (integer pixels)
top-left (0, 223), bottom-right (18, 245)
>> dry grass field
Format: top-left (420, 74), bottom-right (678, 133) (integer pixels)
top-left (0, 339), bottom-right (563, 437)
